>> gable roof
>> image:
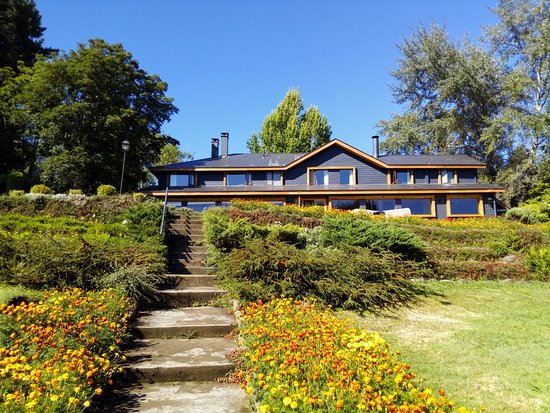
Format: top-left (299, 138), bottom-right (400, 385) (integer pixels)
top-left (150, 139), bottom-right (486, 171)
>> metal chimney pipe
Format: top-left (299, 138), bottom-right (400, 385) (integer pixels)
top-left (211, 138), bottom-right (219, 158)
top-left (220, 132), bottom-right (229, 158)
top-left (372, 135), bottom-right (379, 158)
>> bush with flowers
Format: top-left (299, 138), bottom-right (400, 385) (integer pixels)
top-left (238, 297), bottom-right (477, 413)
top-left (0, 288), bottom-right (131, 412)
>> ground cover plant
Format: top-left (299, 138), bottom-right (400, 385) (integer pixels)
top-left (238, 297), bottom-right (477, 413)
top-left (204, 206), bottom-right (431, 311)
top-left (0, 288), bottom-right (131, 412)
top-left (357, 281), bottom-right (550, 413)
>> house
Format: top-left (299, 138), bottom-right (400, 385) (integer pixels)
top-left (143, 132), bottom-right (504, 218)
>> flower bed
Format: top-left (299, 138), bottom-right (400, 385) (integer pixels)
top-left (238, 297), bottom-right (475, 413)
top-left (0, 288), bottom-right (132, 412)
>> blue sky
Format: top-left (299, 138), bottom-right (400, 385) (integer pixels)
top-left (35, 0), bottom-right (498, 160)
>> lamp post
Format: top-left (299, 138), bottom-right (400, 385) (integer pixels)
top-left (119, 139), bottom-right (130, 194)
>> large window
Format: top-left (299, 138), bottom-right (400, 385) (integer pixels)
top-left (169, 173), bottom-right (194, 187)
top-left (401, 198), bottom-right (432, 215)
top-left (309, 168), bottom-right (354, 185)
top-left (332, 199), bottom-right (361, 210)
top-left (449, 197), bottom-right (481, 216)
top-left (267, 172), bottom-right (282, 186)
top-left (393, 170), bottom-right (411, 184)
top-left (365, 199), bottom-right (396, 212)
top-left (226, 173), bottom-right (251, 186)
top-left (340, 170), bottom-right (353, 185)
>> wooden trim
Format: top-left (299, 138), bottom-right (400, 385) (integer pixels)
top-left (387, 171), bottom-right (391, 185)
top-left (410, 169), bottom-right (414, 184)
top-left (446, 194), bottom-right (484, 217)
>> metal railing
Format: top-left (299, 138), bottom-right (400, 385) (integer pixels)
top-left (159, 186), bottom-right (169, 235)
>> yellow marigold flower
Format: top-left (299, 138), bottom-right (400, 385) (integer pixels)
top-left (283, 396), bottom-right (292, 406)
top-left (260, 405), bottom-right (270, 413)
top-left (83, 400), bottom-right (91, 408)
top-left (290, 401), bottom-right (298, 409)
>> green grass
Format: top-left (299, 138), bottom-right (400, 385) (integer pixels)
top-left (0, 285), bottom-right (42, 305)
top-left (352, 281), bottom-right (550, 413)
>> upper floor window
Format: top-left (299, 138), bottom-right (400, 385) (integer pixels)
top-left (441, 169), bottom-right (455, 184)
top-left (310, 169), bottom-right (329, 185)
top-left (340, 169), bottom-right (354, 185)
top-left (392, 170), bottom-right (411, 184)
top-left (226, 173), bottom-right (251, 186)
top-left (169, 173), bottom-right (194, 187)
top-left (267, 172), bottom-right (282, 186)
top-left (309, 168), bottom-right (354, 185)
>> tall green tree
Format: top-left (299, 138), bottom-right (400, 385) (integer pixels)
top-left (485, 0), bottom-right (550, 205)
top-left (8, 39), bottom-right (178, 193)
top-left (247, 88), bottom-right (332, 153)
top-left (377, 24), bottom-right (510, 179)
top-left (0, 0), bottom-right (54, 69)
top-left (0, 0), bottom-right (54, 191)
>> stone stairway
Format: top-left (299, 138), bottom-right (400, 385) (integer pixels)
top-left (99, 212), bottom-right (249, 413)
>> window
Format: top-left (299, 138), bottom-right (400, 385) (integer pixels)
top-left (186, 202), bottom-right (216, 212)
top-left (441, 169), bottom-right (455, 184)
top-left (302, 199), bottom-right (326, 207)
top-left (393, 170), bottom-right (411, 184)
top-left (267, 172), bottom-right (282, 186)
top-left (449, 197), bottom-right (480, 215)
top-left (169, 173), bottom-right (194, 187)
top-left (332, 199), bottom-right (361, 210)
top-left (340, 169), bottom-right (354, 185)
top-left (401, 198), bottom-right (432, 215)
top-left (226, 173), bottom-right (251, 186)
top-left (365, 199), bottom-right (396, 212)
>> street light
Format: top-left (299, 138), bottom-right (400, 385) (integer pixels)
top-left (119, 139), bottom-right (130, 194)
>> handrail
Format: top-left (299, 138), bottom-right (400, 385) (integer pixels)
top-left (159, 186), bottom-right (169, 235)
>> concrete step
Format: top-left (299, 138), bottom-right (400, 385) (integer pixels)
top-left (167, 245), bottom-right (208, 254)
top-left (124, 338), bottom-right (236, 383)
top-left (168, 257), bottom-right (208, 267)
top-left (169, 223), bottom-right (204, 230)
top-left (166, 231), bottom-right (204, 239)
top-left (156, 287), bottom-right (226, 307)
top-left (168, 251), bottom-right (208, 260)
top-left (97, 382), bottom-right (250, 413)
top-left (134, 307), bottom-right (237, 339)
top-left (162, 274), bottom-right (217, 288)
top-left (167, 263), bottom-right (216, 275)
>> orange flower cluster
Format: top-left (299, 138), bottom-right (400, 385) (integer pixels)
top-left (238, 298), bottom-right (476, 413)
top-left (0, 288), bottom-right (132, 412)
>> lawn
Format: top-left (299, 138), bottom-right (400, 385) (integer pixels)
top-left (0, 284), bottom-right (41, 304)
top-left (354, 281), bottom-right (550, 413)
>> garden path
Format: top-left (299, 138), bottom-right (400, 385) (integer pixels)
top-left (98, 212), bottom-right (249, 412)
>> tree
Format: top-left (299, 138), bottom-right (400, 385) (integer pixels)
top-left (247, 89), bottom-right (332, 153)
top-left (10, 39), bottom-right (178, 193)
top-left (377, 24), bottom-right (511, 179)
top-left (485, 0), bottom-right (550, 203)
top-left (141, 142), bottom-right (193, 188)
top-left (0, 0), bottom-right (54, 192)
top-left (0, 0), bottom-right (54, 69)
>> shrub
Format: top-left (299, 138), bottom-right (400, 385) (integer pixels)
top-left (524, 247), bottom-right (550, 281)
top-left (68, 188), bottom-right (83, 195)
top-left (505, 207), bottom-right (539, 224)
top-left (132, 192), bottom-right (148, 201)
top-left (97, 184), bottom-right (117, 196)
top-left (4, 170), bottom-right (25, 191)
top-left (320, 216), bottom-right (428, 261)
top-left (29, 184), bottom-right (52, 194)
top-left (8, 190), bottom-right (24, 197)
top-left (217, 238), bottom-right (430, 311)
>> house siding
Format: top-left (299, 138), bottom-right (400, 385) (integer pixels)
top-left (198, 172), bottom-right (224, 186)
top-left (436, 195), bottom-right (447, 219)
top-left (285, 145), bottom-right (387, 185)
top-left (483, 193), bottom-right (496, 217)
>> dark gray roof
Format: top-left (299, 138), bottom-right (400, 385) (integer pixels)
top-left (152, 153), bottom-right (306, 170)
top-left (379, 154), bottom-right (484, 166)
top-left (143, 183), bottom-right (502, 193)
